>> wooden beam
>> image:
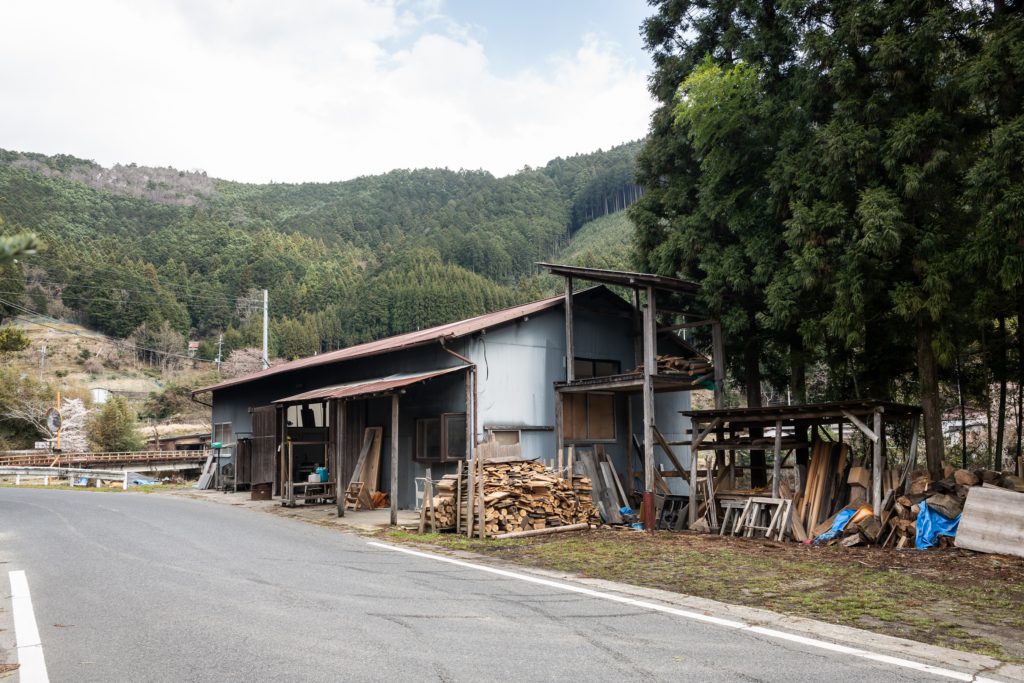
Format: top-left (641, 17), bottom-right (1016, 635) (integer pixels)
top-left (390, 394), bottom-right (399, 526)
top-left (772, 419), bottom-right (783, 498)
top-left (554, 391), bottom-right (564, 456)
top-left (564, 276), bottom-right (575, 382)
top-left (336, 400), bottom-right (346, 517)
top-left (653, 426), bottom-right (688, 481)
top-left (872, 409), bottom-right (883, 516)
top-left (642, 286), bottom-right (656, 529)
top-left (841, 410), bottom-right (879, 443)
top-left (465, 369), bottom-right (474, 462)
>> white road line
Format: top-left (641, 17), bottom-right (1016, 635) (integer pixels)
top-left (367, 541), bottom-right (996, 682)
top-left (8, 570), bottom-right (50, 683)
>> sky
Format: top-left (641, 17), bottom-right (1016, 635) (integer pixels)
top-left (0, 0), bottom-right (655, 184)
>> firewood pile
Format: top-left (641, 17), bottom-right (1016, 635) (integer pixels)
top-left (796, 446), bottom-right (1024, 548)
top-left (636, 354), bottom-right (712, 377)
top-left (883, 465), bottom-right (1023, 549)
top-left (429, 459), bottom-right (600, 535)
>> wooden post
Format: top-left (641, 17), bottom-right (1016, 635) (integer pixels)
top-left (564, 276), bottom-right (575, 382)
top-left (465, 368), bottom-right (474, 462)
top-left (455, 460), bottom-right (463, 533)
top-left (466, 454), bottom-right (475, 538)
top-left (772, 419), bottom-right (783, 498)
top-left (390, 394), bottom-right (399, 526)
top-left (872, 409), bottom-right (883, 516)
top-left (477, 449), bottom-right (485, 538)
top-left (688, 420), bottom-right (701, 526)
top-left (557, 447), bottom-right (564, 479)
top-left (642, 286), bottom-right (657, 529)
top-left (337, 400), bottom-right (346, 517)
top-left (567, 445), bottom-right (574, 482)
top-left (287, 439), bottom-right (295, 507)
top-left (711, 321), bottom-right (726, 410)
top-left (554, 391), bottom-right (564, 456)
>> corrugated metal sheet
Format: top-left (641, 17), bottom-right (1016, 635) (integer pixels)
top-left (197, 293), bottom-right (572, 394)
top-left (272, 367), bottom-right (466, 404)
top-left (954, 486), bottom-right (1024, 559)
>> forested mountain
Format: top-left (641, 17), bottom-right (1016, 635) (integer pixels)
top-left (0, 142), bottom-right (641, 362)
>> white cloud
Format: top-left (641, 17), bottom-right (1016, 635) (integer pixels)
top-left (0, 0), bottom-right (653, 182)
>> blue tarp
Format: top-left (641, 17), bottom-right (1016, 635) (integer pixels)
top-left (915, 501), bottom-right (961, 550)
top-left (814, 507), bottom-right (858, 544)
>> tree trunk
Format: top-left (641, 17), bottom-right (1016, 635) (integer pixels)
top-left (995, 316), bottom-right (1007, 471)
top-left (745, 342), bottom-right (767, 488)
top-left (790, 340), bottom-right (806, 404)
top-left (917, 317), bottom-right (945, 480)
top-left (956, 351), bottom-right (968, 469)
top-left (1016, 307), bottom-right (1023, 474)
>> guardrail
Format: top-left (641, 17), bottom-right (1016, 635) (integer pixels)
top-left (0, 450), bottom-right (210, 467)
top-left (0, 466), bottom-right (132, 489)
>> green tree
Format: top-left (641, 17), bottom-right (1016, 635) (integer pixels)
top-left (0, 325), bottom-right (29, 356)
top-left (89, 396), bottom-right (143, 452)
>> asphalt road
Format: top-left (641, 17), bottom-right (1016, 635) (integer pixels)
top-left (0, 488), bottom-right (963, 682)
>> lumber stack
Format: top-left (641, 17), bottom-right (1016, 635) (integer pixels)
top-left (636, 354), bottom-right (713, 377)
top-left (429, 459), bottom-right (600, 535)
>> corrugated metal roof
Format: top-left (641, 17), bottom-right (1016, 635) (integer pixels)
top-left (197, 292), bottom-right (570, 394)
top-left (273, 367), bottom-right (467, 404)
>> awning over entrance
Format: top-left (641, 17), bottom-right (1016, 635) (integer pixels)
top-left (272, 366), bottom-right (467, 405)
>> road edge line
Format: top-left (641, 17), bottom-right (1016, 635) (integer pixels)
top-left (366, 540), bottom-right (996, 683)
top-left (9, 570), bottom-right (50, 683)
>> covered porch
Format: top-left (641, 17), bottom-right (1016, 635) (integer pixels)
top-left (264, 365), bottom-right (475, 525)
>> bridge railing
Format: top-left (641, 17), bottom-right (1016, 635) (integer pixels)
top-left (0, 466), bottom-right (131, 489)
top-left (0, 450), bottom-right (210, 467)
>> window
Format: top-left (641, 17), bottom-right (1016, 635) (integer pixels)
top-left (213, 422), bottom-right (234, 446)
top-left (415, 418), bottom-right (441, 461)
top-left (573, 358), bottom-right (621, 379)
top-left (415, 413), bottom-right (467, 462)
top-left (489, 430), bottom-right (521, 446)
top-left (563, 392), bottom-right (615, 442)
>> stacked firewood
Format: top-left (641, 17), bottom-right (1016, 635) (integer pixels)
top-left (636, 354), bottom-right (712, 377)
top-left (885, 466), bottom-right (1023, 548)
top-left (431, 460), bottom-right (600, 535)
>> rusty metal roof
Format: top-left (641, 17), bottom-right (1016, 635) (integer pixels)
top-left (197, 291), bottom-right (571, 394)
top-left (273, 367), bottom-right (467, 404)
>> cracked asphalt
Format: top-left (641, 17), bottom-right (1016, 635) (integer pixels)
top-left (0, 488), bottom-right (986, 682)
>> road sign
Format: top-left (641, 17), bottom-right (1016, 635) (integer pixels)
top-left (45, 407), bottom-right (62, 434)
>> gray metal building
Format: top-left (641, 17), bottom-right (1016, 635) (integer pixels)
top-left (197, 278), bottom-right (713, 518)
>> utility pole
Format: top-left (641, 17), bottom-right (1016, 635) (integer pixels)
top-left (261, 288), bottom-right (269, 369)
top-left (216, 334), bottom-right (223, 375)
top-left (39, 343), bottom-right (46, 381)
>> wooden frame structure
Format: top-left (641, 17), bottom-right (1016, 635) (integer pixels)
top-left (540, 263), bottom-right (724, 529)
top-left (680, 400), bottom-right (922, 526)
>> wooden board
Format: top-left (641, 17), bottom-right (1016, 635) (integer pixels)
top-left (954, 486), bottom-right (1024, 558)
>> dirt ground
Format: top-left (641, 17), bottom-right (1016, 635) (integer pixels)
top-left (384, 527), bottom-right (1024, 663)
